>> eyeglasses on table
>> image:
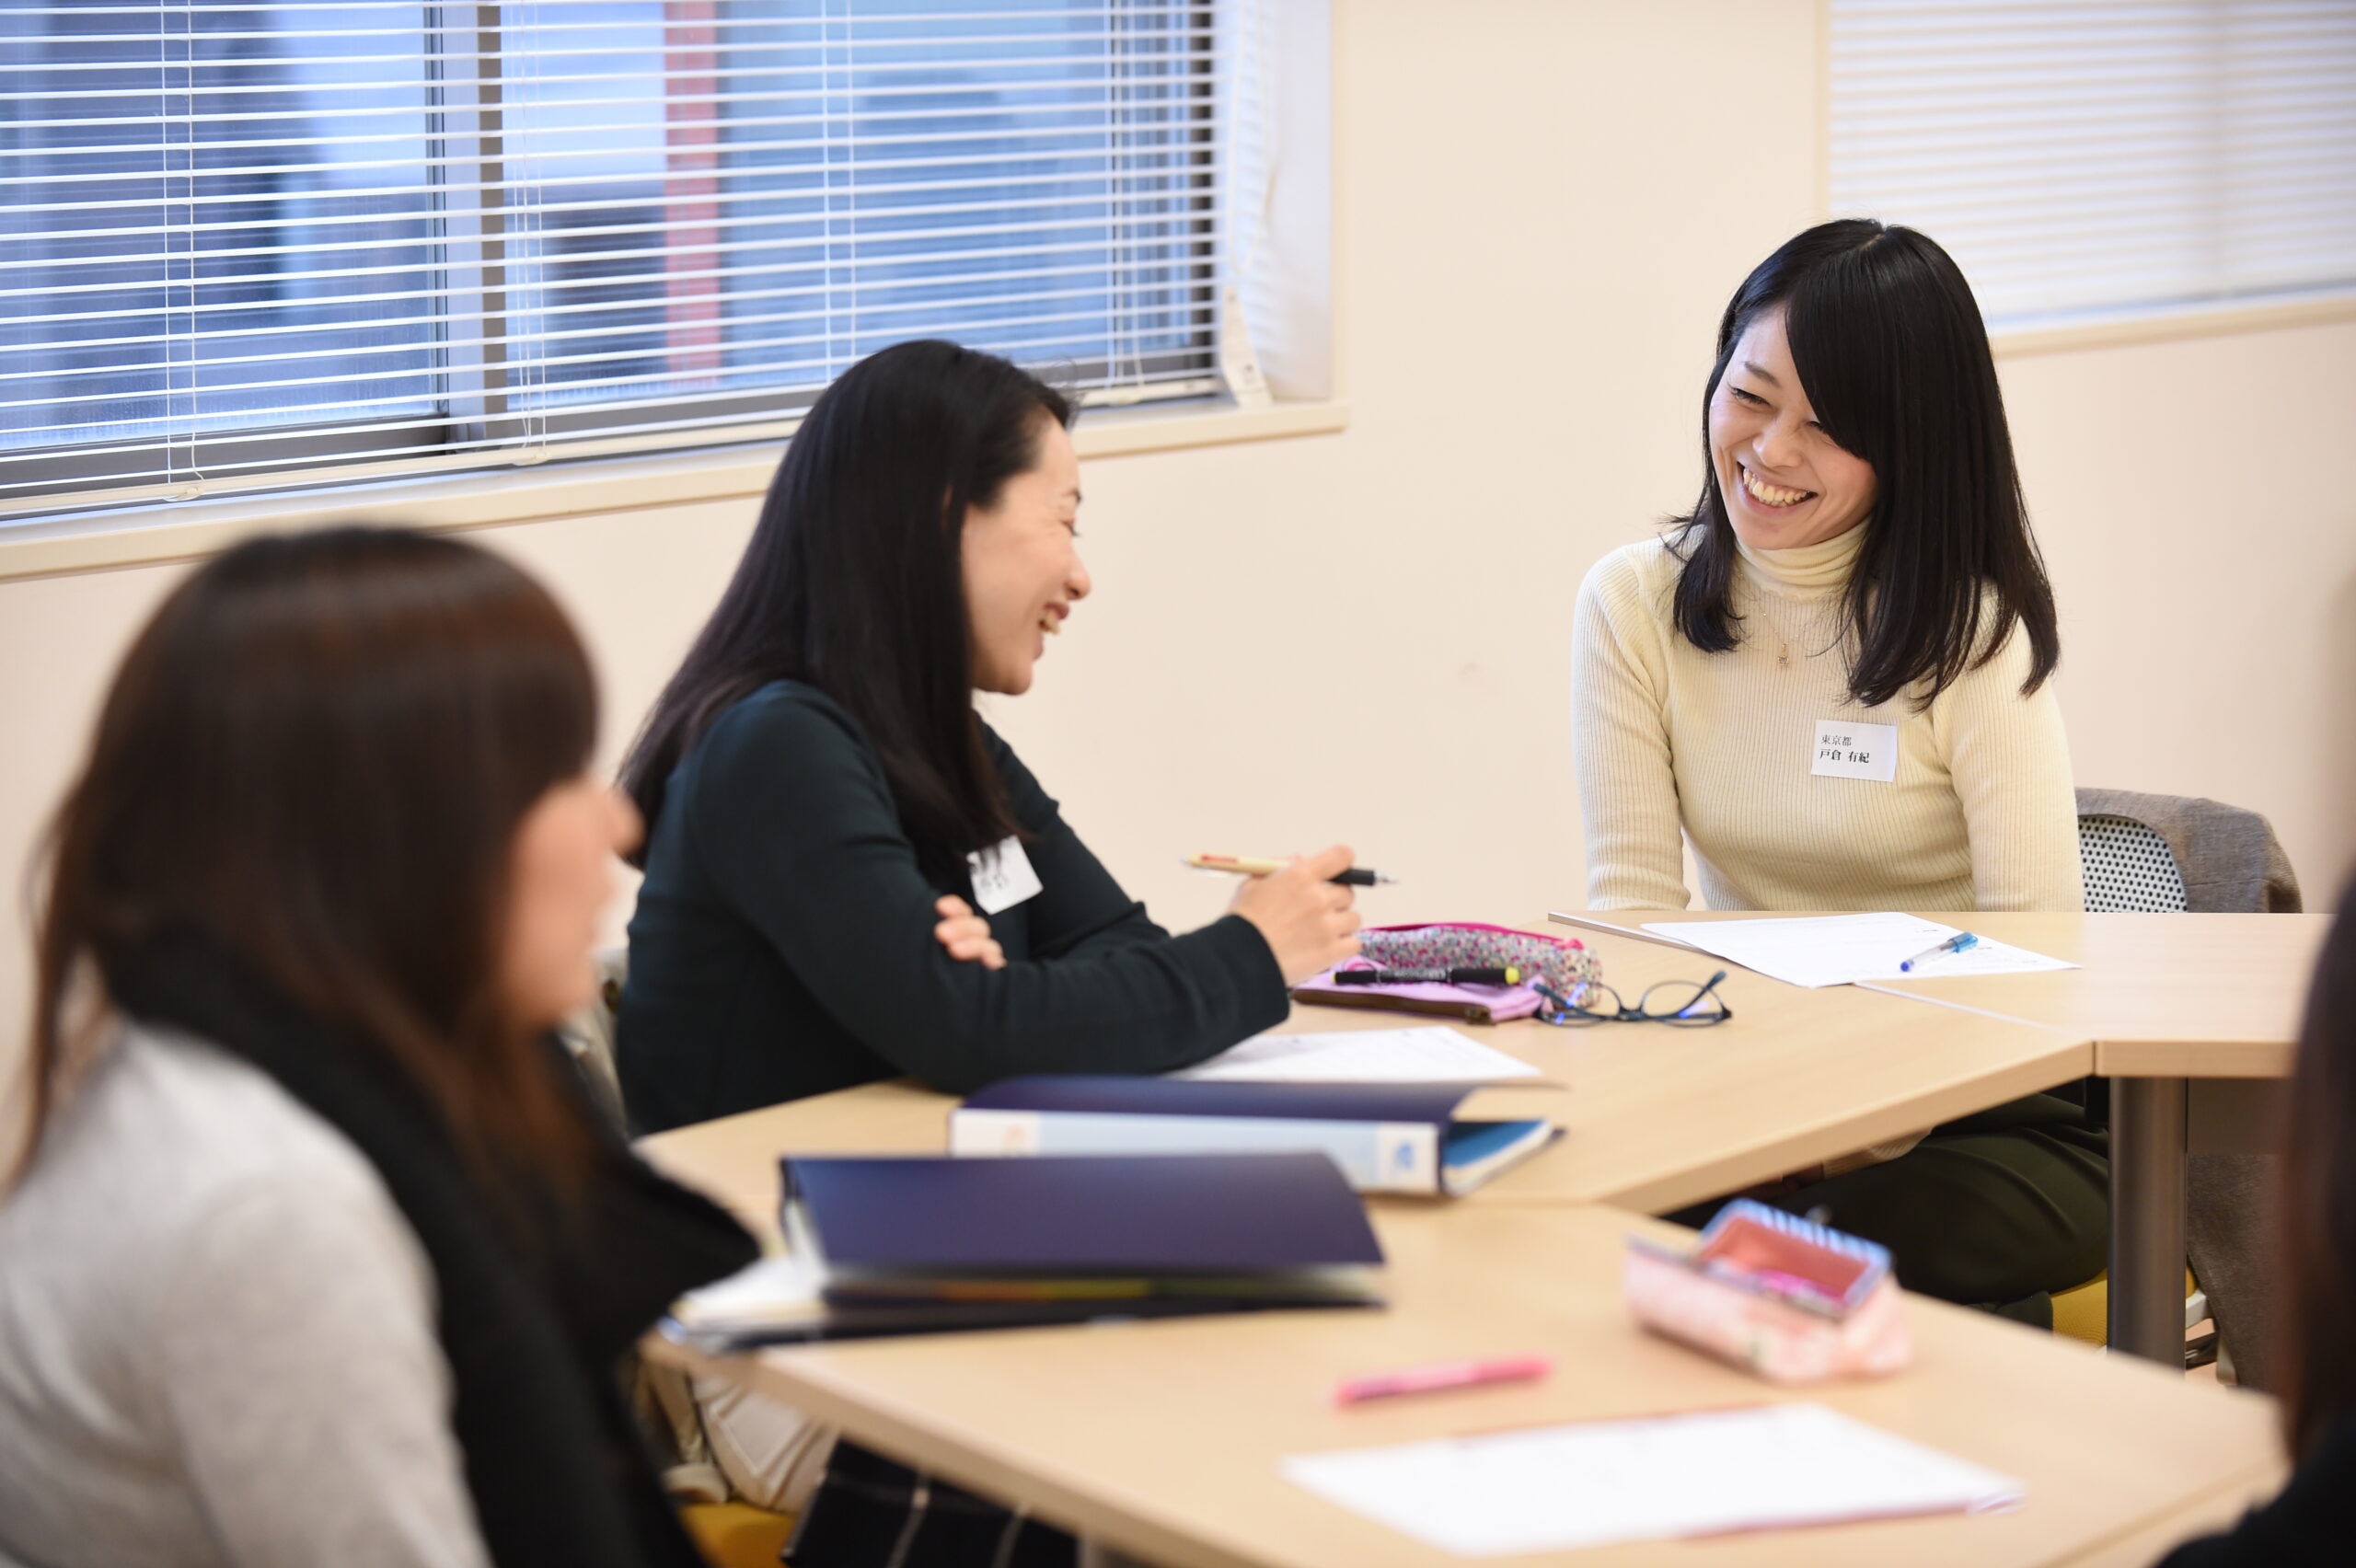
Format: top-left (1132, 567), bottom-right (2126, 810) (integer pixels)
top-left (1532, 970), bottom-right (1733, 1028)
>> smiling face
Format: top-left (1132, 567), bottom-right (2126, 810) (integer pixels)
top-left (961, 411), bottom-right (1090, 696)
top-left (1708, 306), bottom-right (1879, 551)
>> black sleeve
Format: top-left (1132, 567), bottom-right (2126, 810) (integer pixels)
top-left (2155, 1418), bottom-right (2356, 1567)
top-left (979, 721), bottom-right (1170, 961)
top-left (535, 1040), bottom-right (761, 1363)
top-left (686, 692), bottom-right (1288, 1094)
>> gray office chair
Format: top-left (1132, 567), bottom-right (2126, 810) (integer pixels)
top-left (2077, 814), bottom-right (2190, 914)
top-left (555, 946), bottom-right (629, 1134)
top-left (2077, 788), bottom-right (2300, 1388)
top-left (556, 950), bottom-right (778, 1526)
top-left (2078, 787), bottom-right (2301, 917)
top-left (556, 951), bottom-right (827, 1549)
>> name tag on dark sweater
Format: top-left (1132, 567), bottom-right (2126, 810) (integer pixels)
top-left (967, 836), bottom-right (1044, 915)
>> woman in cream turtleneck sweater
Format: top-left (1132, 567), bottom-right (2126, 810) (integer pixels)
top-left (1572, 221), bottom-right (2104, 1326)
top-left (1576, 519), bottom-right (2082, 913)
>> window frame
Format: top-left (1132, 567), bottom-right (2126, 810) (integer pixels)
top-left (4, 0), bottom-right (1235, 518)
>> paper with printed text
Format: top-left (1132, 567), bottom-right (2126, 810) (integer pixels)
top-left (1641, 912), bottom-right (2077, 989)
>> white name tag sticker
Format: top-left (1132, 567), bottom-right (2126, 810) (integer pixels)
top-left (966, 836), bottom-right (1044, 915)
top-left (1811, 719), bottom-right (1900, 783)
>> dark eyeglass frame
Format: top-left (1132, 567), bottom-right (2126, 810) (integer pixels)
top-left (1531, 970), bottom-right (1734, 1028)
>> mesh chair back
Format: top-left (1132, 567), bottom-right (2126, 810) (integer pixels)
top-left (2078, 814), bottom-right (2191, 914)
top-left (2075, 787), bottom-right (2300, 914)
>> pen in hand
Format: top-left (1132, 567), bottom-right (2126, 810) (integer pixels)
top-left (1184, 852), bottom-right (1396, 888)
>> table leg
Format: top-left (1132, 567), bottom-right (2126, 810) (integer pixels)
top-left (2108, 1076), bottom-right (2189, 1366)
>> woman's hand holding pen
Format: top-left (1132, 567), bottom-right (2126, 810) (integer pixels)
top-left (1230, 844), bottom-right (1363, 984)
top-left (932, 894), bottom-right (1006, 970)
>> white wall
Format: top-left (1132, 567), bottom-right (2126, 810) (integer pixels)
top-left (3, 1), bottom-right (2352, 1092)
top-left (2006, 319), bottom-right (2356, 906)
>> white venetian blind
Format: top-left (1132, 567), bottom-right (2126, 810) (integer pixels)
top-left (0, 0), bottom-right (1230, 520)
top-left (1829, 1), bottom-right (2356, 331)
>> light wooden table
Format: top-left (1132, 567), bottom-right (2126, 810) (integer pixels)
top-left (1842, 913), bottom-right (2326, 1079)
top-left (646, 1202), bottom-right (2281, 1568)
top-left (638, 918), bottom-right (2093, 1229)
top-left (2050, 1462), bottom-right (2283, 1568)
top-left (1550, 910), bottom-right (2330, 1366)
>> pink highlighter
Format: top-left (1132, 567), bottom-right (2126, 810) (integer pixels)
top-left (1333, 1353), bottom-right (1555, 1406)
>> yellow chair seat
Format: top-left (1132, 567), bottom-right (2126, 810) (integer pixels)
top-left (681, 1502), bottom-right (796, 1568)
top-left (2050, 1269), bottom-right (2200, 1347)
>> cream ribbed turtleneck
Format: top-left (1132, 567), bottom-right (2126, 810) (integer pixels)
top-left (1570, 526), bottom-right (2083, 912)
top-left (1735, 521), bottom-right (1867, 593)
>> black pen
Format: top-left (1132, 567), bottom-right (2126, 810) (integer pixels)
top-left (1333, 966), bottom-right (1522, 986)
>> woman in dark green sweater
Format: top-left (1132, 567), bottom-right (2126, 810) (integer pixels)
top-left (616, 340), bottom-right (1361, 1136)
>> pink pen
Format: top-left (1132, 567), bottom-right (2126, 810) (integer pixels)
top-left (1333, 1353), bottom-right (1555, 1406)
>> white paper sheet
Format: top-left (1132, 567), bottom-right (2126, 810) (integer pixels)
top-left (670, 1252), bottom-right (825, 1331)
top-left (1640, 912), bottom-right (2078, 989)
top-left (1545, 910), bottom-right (1705, 951)
top-left (1172, 1026), bottom-right (1542, 1084)
top-left (1282, 1403), bottom-right (2024, 1556)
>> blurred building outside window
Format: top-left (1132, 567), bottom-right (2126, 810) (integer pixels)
top-left (0, 0), bottom-right (1235, 522)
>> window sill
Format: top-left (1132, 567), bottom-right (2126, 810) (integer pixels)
top-left (0, 397), bottom-right (1349, 585)
top-left (1990, 289), bottom-right (2356, 360)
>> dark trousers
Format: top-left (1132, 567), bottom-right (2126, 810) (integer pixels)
top-left (788, 1441), bottom-right (1075, 1568)
top-left (1666, 1090), bottom-right (2110, 1328)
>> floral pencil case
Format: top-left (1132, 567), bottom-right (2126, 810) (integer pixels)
top-left (1290, 922), bottom-right (1602, 1024)
top-left (1623, 1199), bottom-right (1912, 1384)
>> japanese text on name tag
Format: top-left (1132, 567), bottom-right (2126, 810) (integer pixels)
top-left (1810, 720), bottom-right (1899, 783)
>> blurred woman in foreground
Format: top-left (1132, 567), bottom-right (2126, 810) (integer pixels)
top-left (0, 527), bottom-right (756, 1567)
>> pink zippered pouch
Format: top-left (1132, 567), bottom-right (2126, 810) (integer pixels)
top-left (1290, 923), bottom-right (1602, 1024)
top-left (1353, 922), bottom-right (1600, 994)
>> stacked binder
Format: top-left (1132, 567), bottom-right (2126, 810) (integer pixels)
top-left (949, 1076), bottom-right (1559, 1195)
top-left (667, 1150), bottom-right (1384, 1348)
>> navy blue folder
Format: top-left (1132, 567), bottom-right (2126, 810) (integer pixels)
top-left (780, 1151), bottom-right (1385, 1276)
top-left (961, 1076), bottom-right (1472, 1124)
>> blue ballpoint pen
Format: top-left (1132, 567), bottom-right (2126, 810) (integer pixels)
top-left (1900, 931), bottom-right (1980, 973)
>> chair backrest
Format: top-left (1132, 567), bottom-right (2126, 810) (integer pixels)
top-left (554, 950), bottom-right (725, 1497)
top-left (556, 946), bottom-right (629, 1134)
top-left (2074, 787), bottom-right (2302, 914)
top-left (2078, 814), bottom-right (2191, 913)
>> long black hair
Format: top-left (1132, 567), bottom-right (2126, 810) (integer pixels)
top-left (620, 340), bottom-right (1072, 873)
top-left (1667, 219), bottom-right (2059, 709)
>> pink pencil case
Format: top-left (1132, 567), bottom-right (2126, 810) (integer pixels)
top-left (1290, 922), bottom-right (1601, 1024)
top-left (1623, 1200), bottom-right (1912, 1384)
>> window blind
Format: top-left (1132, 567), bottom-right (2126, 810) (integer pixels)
top-left (1829, 1), bottom-right (2356, 331)
top-left (0, 0), bottom-right (1229, 519)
